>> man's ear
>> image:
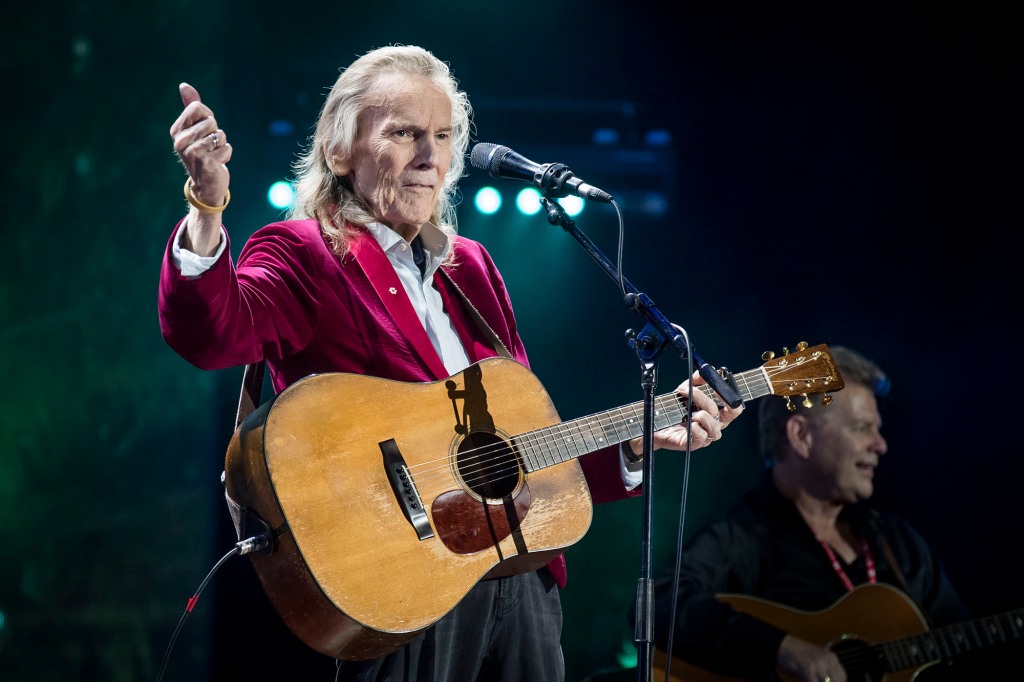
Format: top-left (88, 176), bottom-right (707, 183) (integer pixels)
top-left (327, 153), bottom-right (351, 176)
top-left (324, 140), bottom-right (351, 176)
top-left (786, 415), bottom-right (812, 460)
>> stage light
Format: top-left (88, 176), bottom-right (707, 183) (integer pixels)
top-left (473, 186), bottom-right (502, 214)
top-left (556, 195), bottom-right (584, 217)
top-left (639, 192), bottom-right (668, 216)
top-left (268, 120), bottom-right (295, 136)
top-left (515, 188), bottom-right (543, 216)
top-left (645, 129), bottom-right (672, 146)
top-left (268, 180), bottom-right (295, 210)
top-left (512, 188), bottom-right (584, 217)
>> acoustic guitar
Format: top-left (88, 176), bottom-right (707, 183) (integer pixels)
top-left (223, 343), bottom-right (843, 660)
top-left (653, 583), bottom-right (1024, 681)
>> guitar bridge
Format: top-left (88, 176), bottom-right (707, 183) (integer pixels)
top-left (380, 438), bottom-right (434, 540)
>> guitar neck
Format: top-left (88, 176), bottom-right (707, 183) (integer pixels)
top-left (514, 366), bottom-right (771, 472)
top-left (870, 608), bottom-right (1024, 673)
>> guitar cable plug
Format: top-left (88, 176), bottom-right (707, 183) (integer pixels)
top-left (236, 532), bottom-right (271, 556)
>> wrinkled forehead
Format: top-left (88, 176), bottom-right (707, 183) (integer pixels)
top-left (361, 72), bottom-right (452, 123)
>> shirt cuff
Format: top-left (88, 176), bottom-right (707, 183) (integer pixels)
top-left (620, 443), bottom-right (643, 490)
top-left (171, 221), bottom-right (227, 278)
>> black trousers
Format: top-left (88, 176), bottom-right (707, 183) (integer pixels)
top-left (336, 569), bottom-right (564, 682)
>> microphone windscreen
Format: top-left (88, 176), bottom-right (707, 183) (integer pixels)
top-left (470, 142), bottom-right (505, 175)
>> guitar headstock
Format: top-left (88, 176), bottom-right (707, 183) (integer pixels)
top-left (761, 342), bottom-right (845, 410)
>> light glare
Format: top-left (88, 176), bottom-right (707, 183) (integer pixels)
top-left (474, 186), bottom-right (502, 214)
top-left (268, 181), bottom-right (295, 210)
top-left (515, 188), bottom-right (543, 215)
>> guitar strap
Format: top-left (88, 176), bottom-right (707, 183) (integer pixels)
top-left (439, 268), bottom-right (514, 360)
top-left (221, 360), bottom-right (268, 548)
top-left (235, 360), bottom-right (266, 429)
top-left (868, 518), bottom-right (911, 593)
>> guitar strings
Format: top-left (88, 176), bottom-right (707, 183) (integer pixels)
top-left (405, 391), bottom-right (686, 490)
top-left (403, 364), bottom-right (804, 492)
top-left (830, 607), bottom-right (1024, 676)
top-left (402, 363), bottom-right (827, 494)
top-left (404, 367), bottom-right (760, 488)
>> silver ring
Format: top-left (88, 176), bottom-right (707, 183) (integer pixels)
top-left (208, 132), bottom-right (219, 150)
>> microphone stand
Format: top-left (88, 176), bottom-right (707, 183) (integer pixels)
top-left (537, 197), bottom-right (741, 682)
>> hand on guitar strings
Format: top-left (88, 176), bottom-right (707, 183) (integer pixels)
top-left (624, 370), bottom-right (745, 459)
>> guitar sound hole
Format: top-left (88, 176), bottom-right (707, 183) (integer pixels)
top-left (456, 432), bottom-right (521, 500)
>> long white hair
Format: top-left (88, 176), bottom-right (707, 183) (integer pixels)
top-left (289, 45), bottom-right (472, 256)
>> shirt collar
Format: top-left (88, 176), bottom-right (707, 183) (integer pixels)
top-left (365, 222), bottom-right (451, 278)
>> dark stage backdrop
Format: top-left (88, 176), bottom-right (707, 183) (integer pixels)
top-left (2, 1), bottom-right (1021, 680)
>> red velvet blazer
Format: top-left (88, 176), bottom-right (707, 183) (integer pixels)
top-left (158, 218), bottom-right (638, 586)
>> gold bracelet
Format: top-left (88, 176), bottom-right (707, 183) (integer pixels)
top-left (184, 178), bottom-right (230, 213)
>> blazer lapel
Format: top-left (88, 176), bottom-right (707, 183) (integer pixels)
top-left (349, 231), bottom-right (450, 379)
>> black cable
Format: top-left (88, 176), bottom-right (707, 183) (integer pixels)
top-left (662, 324), bottom-right (695, 682)
top-left (155, 534), bottom-right (268, 682)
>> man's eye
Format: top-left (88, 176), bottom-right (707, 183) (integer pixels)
top-left (394, 129), bottom-right (410, 138)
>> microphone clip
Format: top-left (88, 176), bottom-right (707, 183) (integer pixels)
top-left (536, 162), bottom-right (575, 198)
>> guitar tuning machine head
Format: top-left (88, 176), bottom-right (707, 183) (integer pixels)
top-left (765, 341), bottom-right (810, 362)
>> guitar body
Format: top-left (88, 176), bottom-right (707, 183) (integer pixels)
top-left (221, 343), bottom-right (845, 661)
top-left (654, 584), bottom-right (937, 682)
top-left (224, 357), bottom-right (592, 660)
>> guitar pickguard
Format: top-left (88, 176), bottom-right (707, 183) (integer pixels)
top-left (432, 483), bottom-right (532, 554)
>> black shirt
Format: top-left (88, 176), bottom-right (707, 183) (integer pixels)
top-left (652, 472), bottom-right (972, 679)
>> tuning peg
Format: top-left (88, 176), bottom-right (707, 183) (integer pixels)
top-left (784, 396), bottom-right (796, 412)
top-left (795, 341), bottom-right (809, 351)
top-left (802, 394), bottom-right (813, 408)
top-left (822, 394), bottom-right (834, 406)
top-left (762, 350), bottom-right (776, 361)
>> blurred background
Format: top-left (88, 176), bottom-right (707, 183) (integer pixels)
top-left (2, 1), bottom-right (1021, 680)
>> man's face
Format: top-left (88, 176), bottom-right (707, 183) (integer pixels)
top-left (809, 383), bottom-right (888, 503)
top-left (339, 73), bottom-right (453, 238)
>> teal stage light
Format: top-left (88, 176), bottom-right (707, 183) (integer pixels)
top-left (268, 180), bottom-right (295, 210)
top-left (473, 186), bottom-right (502, 214)
top-left (515, 188), bottom-right (543, 216)
top-left (469, 186), bottom-right (590, 218)
top-left (555, 195), bottom-right (584, 217)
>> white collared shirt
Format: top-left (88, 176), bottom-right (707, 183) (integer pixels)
top-left (364, 222), bottom-right (470, 376)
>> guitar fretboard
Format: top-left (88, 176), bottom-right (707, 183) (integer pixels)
top-left (871, 608), bottom-right (1024, 672)
top-left (514, 366), bottom-right (771, 472)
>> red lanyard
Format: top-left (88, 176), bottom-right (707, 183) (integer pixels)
top-left (817, 537), bottom-right (876, 591)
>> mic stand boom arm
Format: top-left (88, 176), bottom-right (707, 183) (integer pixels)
top-left (537, 197), bottom-right (740, 682)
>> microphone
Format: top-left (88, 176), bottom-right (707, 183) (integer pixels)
top-left (470, 142), bottom-right (614, 203)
